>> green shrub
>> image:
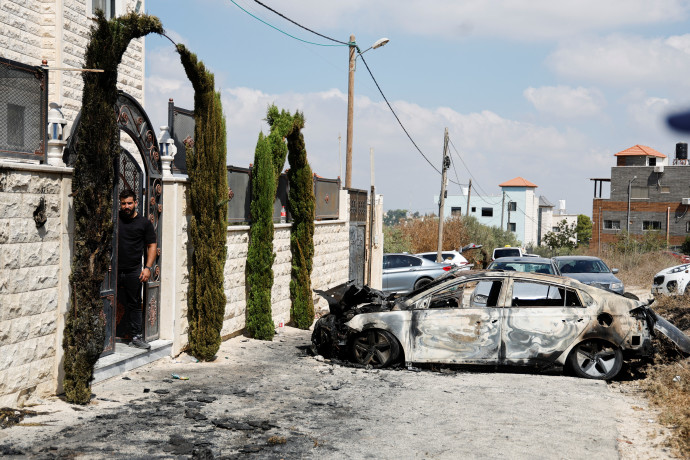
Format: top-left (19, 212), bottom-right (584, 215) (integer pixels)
top-left (286, 112), bottom-right (315, 329)
top-left (246, 133), bottom-right (277, 340)
top-left (177, 45), bottom-right (228, 361)
top-left (63, 11), bottom-right (163, 404)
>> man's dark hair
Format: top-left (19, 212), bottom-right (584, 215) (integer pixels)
top-left (119, 189), bottom-right (137, 201)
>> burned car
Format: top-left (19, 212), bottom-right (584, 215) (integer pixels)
top-left (313, 271), bottom-right (690, 380)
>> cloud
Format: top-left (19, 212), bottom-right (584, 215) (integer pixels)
top-left (270, 0), bottom-right (690, 41)
top-left (548, 34), bottom-right (690, 90)
top-left (524, 86), bottom-right (606, 118)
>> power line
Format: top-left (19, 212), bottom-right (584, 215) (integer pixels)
top-left (357, 53), bottom-right (442, 175)
top-left (232, 0), bottom-right (448, 179)
top-left (250, 0), bottom-right (349, 45)
top-left (229, 0), bottom-right (347, 47)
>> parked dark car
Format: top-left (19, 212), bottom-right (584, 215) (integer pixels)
top-left (312, 271), bottom-right (690, 380)
top-left (487, 257), bottom-right (559, 275)
top-left (382, 253), bottom-right (453, 294)
top-left (552, 256), bottom-right (624, 294)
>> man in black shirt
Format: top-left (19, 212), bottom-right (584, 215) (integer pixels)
top-left (117, 189), bottom-right (157, 349)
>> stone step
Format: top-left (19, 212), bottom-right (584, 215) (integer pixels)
top-left (93, 340), bottom-right (172, 384)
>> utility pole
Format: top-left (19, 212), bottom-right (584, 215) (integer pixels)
top-left (367, 148), bottom-right (375, 285)
top-left (465, 179), bottom-right (472, 217)
top-left (501, 191), bottom-right (505, 229)
top-left (436, 128), bottom-right (449, 263)
top-left (345, 34), bottom-right (356, 189)
top-left (338, 133), bottom-right (342, 185)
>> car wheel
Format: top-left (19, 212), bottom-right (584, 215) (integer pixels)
top-left (568, 340), bottom-right (623, 380)
top-left (351, 329), bottom-right (400, 368)
top-left (312, 321), bottom-right (333, 358)
top-left (414, 278), bottom-right (432, 290)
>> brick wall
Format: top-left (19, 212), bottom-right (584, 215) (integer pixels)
top-left (591, 198), bottom-right (689, 248)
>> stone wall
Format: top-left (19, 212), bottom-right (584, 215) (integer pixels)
top-left (0, 165), bottom-right (351, 405)
top-left (0, 163), bottom-right (72, 407)
top-left (0, 0), bottom-right (145, 130)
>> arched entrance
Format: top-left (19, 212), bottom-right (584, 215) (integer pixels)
top-left (66, 91), bottom-right (163, 357)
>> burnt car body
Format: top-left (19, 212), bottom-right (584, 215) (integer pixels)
top-left (313, 271), bottom-right (690, 380)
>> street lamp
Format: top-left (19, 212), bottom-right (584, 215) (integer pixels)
top-left (345, 35), bottom-right (389, 189)
top-left (627, 176), bottom-right (637, 232)
top-left (157, 126), bottom-right (177, 178)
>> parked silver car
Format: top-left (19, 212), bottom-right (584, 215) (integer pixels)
top-left (313, 271), bottom-right (690, 380)
top-left (383, 253), bottom-right (453, 294)
top-left (487, 256), bottom-right (559, 275)
top-left (552, 256), bottom-right (624, 294)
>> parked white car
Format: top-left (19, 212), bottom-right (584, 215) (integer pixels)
top-left (652, 263), bottom-right (690, 296)
top-left (416, 251), bottom-right (470, 269)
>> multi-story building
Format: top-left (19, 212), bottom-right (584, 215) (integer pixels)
top-left (437, 176), bottom-right (570, 247)
top-left (591, 143), bottom-right (690, 249)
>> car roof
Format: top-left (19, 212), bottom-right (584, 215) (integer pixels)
top-left (416, 251), bottom-right (460, 256)
top-left (489, 257), bottom-right (553, 263)
top-left (552, 255), bottom-right (601, 261)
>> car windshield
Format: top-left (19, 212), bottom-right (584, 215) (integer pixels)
top-left (558, 259), bottom-right (609, 274)
top-left (489, 262), bottom-right (555, 274)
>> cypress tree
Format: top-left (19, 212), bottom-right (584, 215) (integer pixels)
top-left (286, 113), bottom-right (316, 328)
top-left (246, 133), bottom-right (276, 340)
top-left (63, 11), bottom-right (163, 404)
top-left (177, 45), bottom-right (228, 361)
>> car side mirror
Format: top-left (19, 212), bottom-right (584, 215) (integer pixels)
top-left (611, 268), bottom-right (619, 274)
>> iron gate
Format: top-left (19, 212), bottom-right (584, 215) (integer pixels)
top-left (67, 91), bottom-right (162, 356)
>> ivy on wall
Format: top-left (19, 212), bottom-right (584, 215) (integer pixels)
top-left (286, 112), bottom-right (315, 329)
top-left (63, 11), bottom-right (163, 404)
top-left (177, 45), bottom-right (228, 361)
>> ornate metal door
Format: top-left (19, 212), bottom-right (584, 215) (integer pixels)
top-left (115, 92), bottom-right (163, 343)
top-left (67, 92), bottom-right (163, 356)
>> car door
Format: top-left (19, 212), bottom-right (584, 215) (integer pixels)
top-left (383, 254), bottom-right (422, 293)
top-left (407, 277), bottom-right (504, 364)
top-left (501, 279), bottom-right (589, 365)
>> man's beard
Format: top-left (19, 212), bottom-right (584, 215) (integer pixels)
top-left (120, 208), bottom-right (134, 218)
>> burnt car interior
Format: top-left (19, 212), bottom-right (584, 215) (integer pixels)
top-left (510, 281), bottom-right (583, 307)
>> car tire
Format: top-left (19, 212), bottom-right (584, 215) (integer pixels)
top-left (567, 340), bottom-right (623, 380)
top-left (414, 278), bottom-right (432, 290)
top-left (351, 329), bottom-right (400, 368)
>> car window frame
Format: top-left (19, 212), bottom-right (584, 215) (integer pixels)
top-left (508, 279), bottom-right (584, 308)
top-left (410, 276), bottom-right (505, 310)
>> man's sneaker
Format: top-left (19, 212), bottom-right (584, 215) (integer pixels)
top-left (130, 335), bottom-right (151, 350)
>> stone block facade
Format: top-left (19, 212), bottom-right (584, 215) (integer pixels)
top-left (1, 0), bottom-right (145, 131)
top-left (1, 166), bottom-right (353, 407)
top-left (0, 164), bottom-right (72, 407)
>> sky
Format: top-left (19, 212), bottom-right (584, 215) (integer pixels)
top-left (143, 0), bottom-right (690, 217)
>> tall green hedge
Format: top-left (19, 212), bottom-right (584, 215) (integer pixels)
top-left (246, 133), bottom-right (276, 340)
top-left (63, 11), bottom-right (163, 404)
top-left (177, 45), bottom-right (228, 361)
top-left (286, 113), bottom-right (315, 329)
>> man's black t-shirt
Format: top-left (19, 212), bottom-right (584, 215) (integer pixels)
top-left (118, 213), bottom-right (156, 272)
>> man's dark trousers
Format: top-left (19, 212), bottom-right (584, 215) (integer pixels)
top-left (118, 269), bottom-right (143, 338)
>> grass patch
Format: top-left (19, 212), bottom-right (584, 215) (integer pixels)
top-left (591, 249), bottom-right (690, 456)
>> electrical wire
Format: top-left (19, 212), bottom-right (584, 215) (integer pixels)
top-left (250, 0), bottom-right (349, 45)
top-left (357, 53), bottom-right (443, 175)
top-left (229, 0), bottom-right (348, 47)
top-left (232, 0), bottom-right (450, 179)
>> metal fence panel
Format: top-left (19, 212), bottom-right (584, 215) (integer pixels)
top-left (314, 176), bottom-right (340, 220)
top-left (0, 57), bottom-right (47, 162)
top-left (168, 100), bottom-right (194, 174)
top-left (273, 173), bottom-right (288, 222)
top-left (227, 166), bottom-right (251, 223)
top-left (348, 188), bottom-right (368, 222)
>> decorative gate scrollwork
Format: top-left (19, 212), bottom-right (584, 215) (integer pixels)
top-left (67, 91), bottom-right (163, 357)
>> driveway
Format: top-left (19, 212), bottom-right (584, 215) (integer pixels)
top-left (0, 327), bottom-right (674, 459)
